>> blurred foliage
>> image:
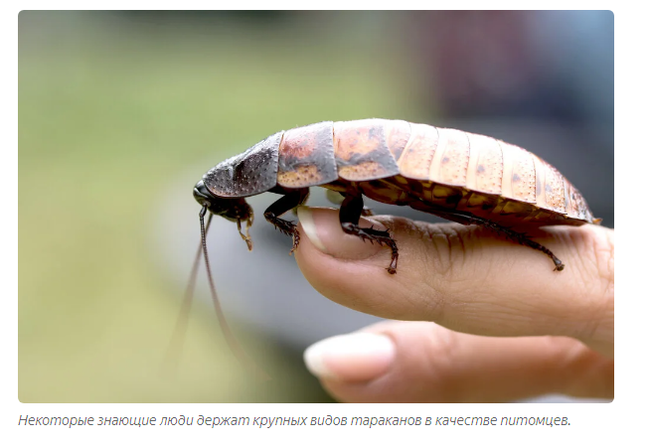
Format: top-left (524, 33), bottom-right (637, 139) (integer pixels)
top-left (19, 11), bottom-right (422, 402)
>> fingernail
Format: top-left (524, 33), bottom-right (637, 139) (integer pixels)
top-left (303, 333), bottom-right (396, 382)
top-left (296, 206), bottom-right (385, 260)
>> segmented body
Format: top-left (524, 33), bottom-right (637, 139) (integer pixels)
top-left (202, 119), bottom-right (597, 230)
top-left (189, 119), bottom-right (600, 378)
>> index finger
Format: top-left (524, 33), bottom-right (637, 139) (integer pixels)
top-left (294, 207), bottom-right (614, 357)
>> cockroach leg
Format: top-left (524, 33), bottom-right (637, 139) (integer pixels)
top-left (339, 189), bottom-right (398, 274)
top-left (431, 208), bottom-right (565, 271)
top-left (264, 188), bottom-right (310, 255)
top-left (236, 216), bottom-right (254, 251)
top-left (326, 189), bottom-right (374, 216)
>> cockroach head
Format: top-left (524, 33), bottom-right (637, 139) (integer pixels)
top-left (193, 180), bottom-right (253, 223)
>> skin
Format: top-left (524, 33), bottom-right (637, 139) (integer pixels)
top-left (293, 207), bottom-right (614, 403)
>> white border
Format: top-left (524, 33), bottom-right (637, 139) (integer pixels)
top-left (5, 3), bottom-right (646, 444)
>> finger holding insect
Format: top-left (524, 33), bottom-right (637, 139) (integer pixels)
top-left (189, 118), bottom-right (606, 380)
top-left (295, 207), bottom-right (613, 357)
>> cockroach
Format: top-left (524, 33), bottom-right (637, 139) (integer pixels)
top-left (177, 119), bottom-right (600, 378)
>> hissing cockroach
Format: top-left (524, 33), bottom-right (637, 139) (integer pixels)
top-left (184, 119), bottom-right (600, 377)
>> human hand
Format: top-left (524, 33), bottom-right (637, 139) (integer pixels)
top-left (294, 207), bottom-right (614, 402)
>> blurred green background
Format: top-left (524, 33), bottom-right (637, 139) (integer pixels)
top-left (19, 11), bottom-right (425, 403)
top-left (19, 11), bottom-right (613, 403)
